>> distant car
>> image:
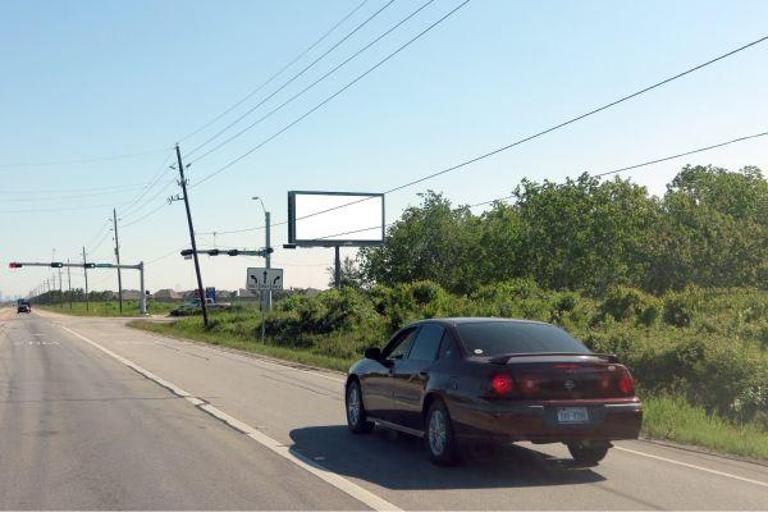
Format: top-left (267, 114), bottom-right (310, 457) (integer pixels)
top-left (345, 318), bottom-right (642, 465)
top-left (17, 300), bottom-right (31, 313)
top-left (169, 298), bottom-right (231, 316)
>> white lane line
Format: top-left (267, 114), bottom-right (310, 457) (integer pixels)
top-left (59, 325), bottom-right (400, 511)
top-left (616, 446), bottom-right (768, 489)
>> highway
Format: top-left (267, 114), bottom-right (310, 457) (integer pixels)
top-left (1, 309), bottom-right (767, 510)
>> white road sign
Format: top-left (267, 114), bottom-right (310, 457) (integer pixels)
top-left (246, 267), bottom-right (284, 291)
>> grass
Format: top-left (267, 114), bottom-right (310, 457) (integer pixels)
top-left (38, 300), bottom-right (178, 317)
top-left (642, 395), bottom-right (768, 460)
top-left (129, 318), bottom-right (354, 372)
top-left (130, 317), bottom-right (768, 460)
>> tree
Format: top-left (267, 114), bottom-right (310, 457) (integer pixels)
top-left (514, 173), bottom-right (658, 293)
top-left (359, 191), bottom-right (482, 294)
top-left (326, 256), bottom-right (364, 289)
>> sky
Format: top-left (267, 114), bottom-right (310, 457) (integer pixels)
top-left (1, 0), bottom-right (767, 298)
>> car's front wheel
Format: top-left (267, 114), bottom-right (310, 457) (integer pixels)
top-left (567, 441), bottom-right (611, 466)
top-left (426, 399), bottom-right (459, 465)
top-left (346, 379), bottom-right (374, 434)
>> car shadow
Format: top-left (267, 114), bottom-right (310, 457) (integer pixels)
top-left (289, 425), bottom-right (605, 490)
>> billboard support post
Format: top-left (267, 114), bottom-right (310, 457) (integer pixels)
top-left (334, 246), bottom-right (341, 290)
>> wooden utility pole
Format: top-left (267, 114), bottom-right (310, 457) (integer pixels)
top-left (174, 144), bottom-right (209, 327)
top-left (113, 208), bottom-right (124, 314)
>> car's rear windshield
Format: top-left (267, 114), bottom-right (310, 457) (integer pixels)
top-left (456, 321), bottom-right (590, 357)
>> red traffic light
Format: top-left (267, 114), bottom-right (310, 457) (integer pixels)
top-left (9, 262), bottom-right (22, 269)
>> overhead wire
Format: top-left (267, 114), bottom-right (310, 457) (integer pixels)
top-left (0, 147), bottom-right (169, 169)
top-left (178, 0), bottom-right (370, 144)
top-left (286, 127), bottom-right (768, 241)
top-left (188, 0), bottom-right (437, 165)
top-left (185, 0), bottom-right (396, 159)
top-left (236, 33), bottom-right (768, 227)
top-left (190, 0), bottom-right (472, 188)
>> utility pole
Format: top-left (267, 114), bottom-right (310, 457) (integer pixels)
top-left (174, 144), bottom-right (208, 327)
top-left (113, 208), bottom-right (124, 314)
top-left (82, 246), bottom-right (90, 312)
top-left (67, 258), bottom-right (72, 310)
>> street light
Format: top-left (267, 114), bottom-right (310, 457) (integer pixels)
top-left (252, 196), bottom-right (272, 342)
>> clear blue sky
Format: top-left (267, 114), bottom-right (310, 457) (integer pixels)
top-left (1, 0), bottom-right (767, 298)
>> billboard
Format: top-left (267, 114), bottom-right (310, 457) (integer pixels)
top-left (288, 191), bottom-right (385, 247)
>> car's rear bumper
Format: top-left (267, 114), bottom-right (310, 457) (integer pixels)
top-left (451, 398), bottom-right (642, 443)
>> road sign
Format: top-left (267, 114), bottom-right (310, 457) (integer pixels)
top-left (246, 267), bottom-right (284, 291)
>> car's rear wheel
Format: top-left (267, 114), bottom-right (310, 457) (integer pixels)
top-left (346, 379), bottom-right (374, 434)
top-left (567, 441), bottom-right (611, 466)
top-left (426, 399), bottom-right (458, 465)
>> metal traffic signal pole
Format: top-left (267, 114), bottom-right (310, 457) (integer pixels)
top-left (113, 208), bottom-right (124, 314)
top-left (82, 246), bottom-right (90, 312)
top-left (174, 144), bottom-right (209, 328)
top-left (9, 260), bottom-right (146, 315)
top-left (67, 258), bottom-right (72, 310)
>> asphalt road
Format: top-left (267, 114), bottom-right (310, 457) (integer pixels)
top-left (2, 309), bottom-right (768, 510)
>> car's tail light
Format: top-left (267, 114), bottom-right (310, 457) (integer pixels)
top-left (519, 376), bottom-right (540, 396)
top-left (618, 372), bottom-right (635, 395)
top-left (491, 374), bottom-right (514, 395)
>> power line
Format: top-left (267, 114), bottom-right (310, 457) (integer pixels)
top-left (186, 0), bottom-right (396, 159)
top-left (250, 33), bottom-right (768, 226)
top-left (191, 0), bottom-right (472, 188)
top-left (188, 0), bottom-right (437, 165)
top-left (119, 149), bottom-right (176, 214)
top-left (0, 183), bottom-right (143, 195)
top-left (121, 202), bottom-right (170, 228)
top-left (592, 130), bottom-right (768, 178)
top-left (178, 0), bottom-right (370, 144)
top-left (0, 147), bottom-right (169, 169)
top-left (282, 127), bottom-right (768, 241)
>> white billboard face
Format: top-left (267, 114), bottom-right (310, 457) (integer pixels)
top-left (289, 192), bottom-right (384, 246)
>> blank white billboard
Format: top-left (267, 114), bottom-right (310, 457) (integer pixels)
top-left (288, 191), bottom-right (384, 247)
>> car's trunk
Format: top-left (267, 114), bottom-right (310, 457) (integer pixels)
top-left (486, 354), bottom-right (632, 400)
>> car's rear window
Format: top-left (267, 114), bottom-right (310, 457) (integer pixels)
top-left (456, 321), bottom-right (590, 357)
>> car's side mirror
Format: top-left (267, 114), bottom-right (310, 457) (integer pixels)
top-left (364, 347), bottom-right (382, 360)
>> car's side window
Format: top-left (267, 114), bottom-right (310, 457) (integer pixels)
top-left (385, 328), bottom-right (419, 360)
top-left (408, 324), bottom-right (445, 362)
top-left (438, 332), bottom-right (456, 359)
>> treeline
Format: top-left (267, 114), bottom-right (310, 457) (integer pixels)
top-left (358, 165), bottom-right (768, 295)
top-left (31, 289), bottom-right (115, 304)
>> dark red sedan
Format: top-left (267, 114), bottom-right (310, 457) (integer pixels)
top-left (345, 318), bottom-right (642, 465)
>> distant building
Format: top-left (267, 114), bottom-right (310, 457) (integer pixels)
top-left (152, 288), bottom-right (181, 301)
top-left (121, 289), bottom-right (141, 300)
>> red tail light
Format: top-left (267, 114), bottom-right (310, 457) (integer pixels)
top-left (618, 373), bottom-right (635, 395)
top-left (519, 376), bottom-right (540, 395)
top-left (491, 374), bottom-right (514, 395)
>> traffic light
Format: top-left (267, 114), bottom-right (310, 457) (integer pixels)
top-left (50, 262), bottom-right (63, 268)
top-left (8, 262), bottom-right (22, 269)
top-left (207, 249), bottom-right (220, 256)
top-left (83, 263), bottom-right (96, 269)
top-left (180, 249), bottom-right (193, 257)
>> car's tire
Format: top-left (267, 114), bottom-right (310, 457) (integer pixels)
top-left (346, 379), bottom-right (374, 434)
top-left (425, 399), bottom-right (459, 466)
top-left (567, 441), bottom-right (611, 466)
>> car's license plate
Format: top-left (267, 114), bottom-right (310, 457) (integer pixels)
top-left (557, 407), bottom-right (589, 424)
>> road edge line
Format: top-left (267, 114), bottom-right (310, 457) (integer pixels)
top-left (60, 325), bottom-right (401, 511)
top-left (615, 446), bottom-right (768, 489)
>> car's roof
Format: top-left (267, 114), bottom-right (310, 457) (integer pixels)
top-left (409, 317), bottom-right (550, 327)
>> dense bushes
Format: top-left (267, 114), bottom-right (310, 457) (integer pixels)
top-left (177, 282), bottom-right (768, 428)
